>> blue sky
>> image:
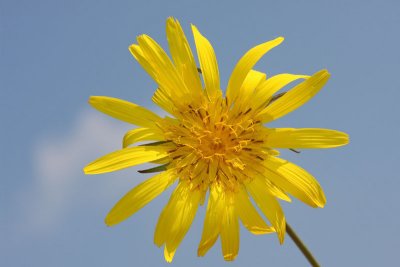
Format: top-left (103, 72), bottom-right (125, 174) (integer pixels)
top-left (1, 0), bottom-right (400, 266)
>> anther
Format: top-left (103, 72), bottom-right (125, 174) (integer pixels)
top-left (256, 155), bottom-right (264, 161)
top-left (244, 108), bottom-right (252, 115)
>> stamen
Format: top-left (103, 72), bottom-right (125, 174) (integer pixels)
top-left (244, 108), bottom-right (252, 115)
top-left (161, 95), bottom-right (276, 191)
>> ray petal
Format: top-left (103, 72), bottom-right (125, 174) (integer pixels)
top-left (266, 128), bottom-right (349, 149)
top-left (258, 69), bottom-right (330, 123)
top-left (262, 157), bottom-right (326, 208)
top-left (235, 186), bottom-right (275, 235)
top-left (251, 73), bottom-right (309, 110)
top-left (83, 146), bottom-right (170, 174)
top-left (89, 96), bottom-right (161, 128)
top-left (232, 69), bottom-right (267, 112)
top-left (131, 35), bottom-right (189, 101)
top-left (226, 37), bottom-right (284, 105)
top-left (191, 24), bottom-right (221, 100)
top-left (198, 183), bottom-right (224, 257)
top-left (247, 179), bottom-right (286, 243)
top-left (166, 17), bottom-right (203, 96)
top-left (154, 181), bottom-right (201, 262)
top-left (220, 192), bottom-right (240, 261)
top-left (105, 169), bottom-right (177, 226)
top-left (123, 128), bottom-right (165, 148)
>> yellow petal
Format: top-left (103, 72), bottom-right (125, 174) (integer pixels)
top-left (198, 183), bottom-right (224, 257)
top-left (220, 192), bottom-right (239, 261)
top-left (138, 35), bottom-right (189, 96)
top-left (258, 69), bottom-right (330, 123)
top-left (166, 17), bottom-right (203, 97)
top-left (150, 156), bottom-right (171, 165)
top-left (131, 35), bottom-right (189, 107)
top-left (226, 37), bottom-right (284, 105)
top-left (154, 182), bottom-right (201, 262)
top-left (122, 128), bottom-right (165, 148)
top-left (191, 24), bottom-right (221, 100)
top-left (165, 187), bottom-right (201, 257)
top-left (232, 70), bottom-right (267, 113)
top-left (154, 185), bottom-right (178, 247)
top-left (247, 180), bottom-right (286, 243)
top-left (105, 169), bottom-right (176, 226)
top-left (207, 160), bottom-right (219, 184)
top-left (251, 73), bottom-right (309, 110)
top-left (264, 179), bottom-right (292, 203)
top-left (83, 146), bottom-right (169, 174)
top-left (266, 128), bottom-right (349, 149)
top-left (89, 96), bottom-right (161, 128)
top-left (152, 87), bottom-right (176, 115)
top-left (129, 47), bottom-right (179, 116)
top-left (164, 245), bottom-right (176, 263)
top-left (262, 157), bottom-right (326, 208)
top-left (241, 69), bottom-right (267, 95)
top-left (129, 44), bottom-right (159, 83)
top-left (235, 186), bottom-right (275, 235)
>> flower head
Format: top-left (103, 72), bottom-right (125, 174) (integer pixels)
top-left (84, 17), bottom-right (349, 262)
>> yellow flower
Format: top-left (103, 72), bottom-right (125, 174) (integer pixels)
top-left (84, 17), bottom-right (349, 262)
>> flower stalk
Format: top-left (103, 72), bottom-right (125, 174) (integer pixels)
top-left (286, 223), bottom-right (320, 267)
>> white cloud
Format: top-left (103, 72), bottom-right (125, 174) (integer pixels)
top-left (20, 109), bottom-right (138, 234)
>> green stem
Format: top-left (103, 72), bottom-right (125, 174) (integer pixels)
top-left (286, 223), bottom-right (321, 267)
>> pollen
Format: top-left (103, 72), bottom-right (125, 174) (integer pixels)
top-left (161, 96), bottom-right (269, 192)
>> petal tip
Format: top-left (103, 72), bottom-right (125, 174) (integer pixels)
top-left (343, 133), bottom-right (350, 145)
top-left (315, 196), bottom-right (326, 208)
top-left (128, 44), bottom-right (136, 51)
top-left (191, 24), bottom-right (200, 35)
top-left (197, 247), bottom-right (206, 257)
top-left (88, 95), bottom-right (99, 105)
top-left (319, 69), bottom-right (331, 77)
top-left (278, 219), bottom-right (286, 244)
top-left (83, 165), bottom-right (92, 175)
top-left (163, 246), bottom-right (175, 263)
top-left (278, 227), bottom-right (286, 244)
top-left (223, 254), bottom-right (237, 261)
top-left (276, 36), bottom-right (285, 43)
top-left (136, 34), bottom-right (150, 44)
top-left (104, 216), bottom-right (114, 227)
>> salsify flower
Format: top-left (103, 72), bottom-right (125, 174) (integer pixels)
top-left (84, 17), bottom-right (349, 262)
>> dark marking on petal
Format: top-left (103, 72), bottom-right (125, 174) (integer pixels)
top-left (268, 91), bottom-right (287, 106)
top-left (138, 163), bottom-right (169, 173)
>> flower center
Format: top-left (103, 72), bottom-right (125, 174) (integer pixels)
top-left (191, 122), bottom-right (245, 158)
top-left (161, 97), bottom-right (270, 192)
